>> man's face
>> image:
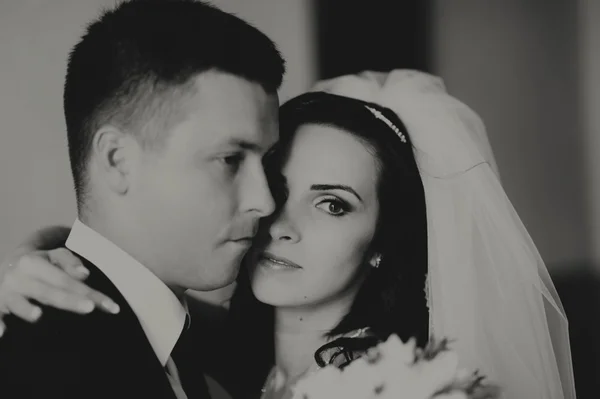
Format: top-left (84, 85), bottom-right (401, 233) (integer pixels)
top-left (128, 71), bottom-right (278, 291)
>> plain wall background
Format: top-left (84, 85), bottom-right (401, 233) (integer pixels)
top-left (431, 0), bottom-right (593, 271)
top-left (579, 0), bottom-right (600, 265)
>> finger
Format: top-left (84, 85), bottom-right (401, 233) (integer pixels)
top-left (15, 278), bottom-right (95, 314)
top-left (0, 319), bottom-right (5, 337)
top-left (83, 289), bottom-right (120, 314)
top-left (38, 272), bottom-right (120, 314)
top-left (5, 295), bottom-right (42, 323)
top-left (17, 254), bottom-right (98, 297)
top-left (17, 256), bottom-right (92, 296)
top-left (11, 253), bottom-right (120, 314)
top-left (17, 272), bottom-right (119, 315)
top-left (19, 252), bottom-right (86, 289)
top-left (47, 248), bottom-right (89, 279)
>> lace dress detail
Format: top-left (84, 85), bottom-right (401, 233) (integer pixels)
top-left (260, 327), bottom-right (372, 399)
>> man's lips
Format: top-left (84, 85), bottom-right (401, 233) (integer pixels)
top-left (230, 228), bottom-right (259, 242)
top-left (260, 252), bottom-right (302, 269)
top-left (231, 236), bottom-right (254, 242)
top-left (230, 226), bottom-right (258, 242)
top-left (230, 237), bottom-right (254, 247)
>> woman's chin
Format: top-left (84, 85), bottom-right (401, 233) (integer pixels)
top-left (249, 261), bottom-right (313, 307)
top-left (250, 279), bottom-right (299, 308)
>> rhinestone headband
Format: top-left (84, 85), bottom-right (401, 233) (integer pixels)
top-left (364, 105), bottom-right (407, 143)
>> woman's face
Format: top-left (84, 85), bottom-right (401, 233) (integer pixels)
top-left (249, 123), bottom-right (380, 309)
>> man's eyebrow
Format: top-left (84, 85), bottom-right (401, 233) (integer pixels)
top-left (310, 184), bottom-right (363, 202)
top-left (226, 138), bottom-right (276, 153)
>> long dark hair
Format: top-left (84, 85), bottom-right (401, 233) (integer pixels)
top-left (222, 92), bottom-right (429, 398)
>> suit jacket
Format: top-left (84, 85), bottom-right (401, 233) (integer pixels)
top-left (0, 255), bottom-right (211, 399)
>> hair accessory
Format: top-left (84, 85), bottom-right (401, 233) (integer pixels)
top-left (365, 105), bottom-right (407, 143)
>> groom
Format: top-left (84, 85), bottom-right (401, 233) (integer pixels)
top-left (0, 1), bottom-right (284, 398)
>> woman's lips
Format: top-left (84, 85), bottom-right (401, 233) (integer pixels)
top-left (260, 252), bottom-right (303, 270)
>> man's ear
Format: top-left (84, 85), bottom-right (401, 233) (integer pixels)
top-left (92, 125), bottom-right (140, 195)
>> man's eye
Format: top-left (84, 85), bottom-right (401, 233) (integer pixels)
top-left (223, 154), bottom-right (242, 165)
top-left (221, 153), bottom-right (244, 167)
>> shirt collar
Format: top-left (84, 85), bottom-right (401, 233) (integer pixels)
top-left (66, 219), bottom-right (188, 366)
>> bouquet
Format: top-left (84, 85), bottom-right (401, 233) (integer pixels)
top-left (291, 334), bottom-right (501, 399)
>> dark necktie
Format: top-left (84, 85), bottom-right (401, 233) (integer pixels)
top-left (169, 318), bottom-right (211, 399)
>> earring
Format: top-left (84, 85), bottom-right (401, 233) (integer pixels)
top-left (371, 254), bottom-right (382, 268)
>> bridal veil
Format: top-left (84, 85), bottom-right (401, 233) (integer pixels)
top-left (310, 70), bottom-right (576, 399)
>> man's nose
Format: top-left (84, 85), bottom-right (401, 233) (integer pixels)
top-left (241, 163), bottom-right (276, 218)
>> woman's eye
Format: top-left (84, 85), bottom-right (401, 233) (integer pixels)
top-left (316, 199), bottom-right (348, 217)
top-left (327, 202), bottom-right (343, 215)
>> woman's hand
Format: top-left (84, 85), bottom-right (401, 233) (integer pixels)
top-left (0, 247), bottom-right (120, 336)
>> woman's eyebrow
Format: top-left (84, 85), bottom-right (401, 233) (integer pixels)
top-left (310, 184), bottom-right (363, 202)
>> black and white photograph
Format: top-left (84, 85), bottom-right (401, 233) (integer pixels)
top-left (0, 1), bottom-right (596, 398)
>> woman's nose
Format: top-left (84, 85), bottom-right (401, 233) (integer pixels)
top-left (268, 208), bottom-right (300, 243)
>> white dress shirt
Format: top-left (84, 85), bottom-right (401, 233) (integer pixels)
top-left (65, 219), bottom-right (188, 367)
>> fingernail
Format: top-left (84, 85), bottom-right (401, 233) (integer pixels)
top-left (79, 300), bottom-right (95, 313)
top-left (31, 307), bottom-right (42, 321)
top-left (103, 300), bottom-right (120, 314)
top-left (76, 266), bottom-right (90, 277)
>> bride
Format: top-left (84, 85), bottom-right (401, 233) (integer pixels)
top-left (0, 70), bottom-right (575, 399)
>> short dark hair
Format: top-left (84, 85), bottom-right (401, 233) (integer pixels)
top-left (64, 0), bottom-right (285, 209)
top-left (224, 92), bottom-right (429, 397)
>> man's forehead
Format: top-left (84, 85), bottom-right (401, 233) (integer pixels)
top-left (185, 112), bottom-right (278, 153)
top-left (168, 71), bottom-right (280, 150)
top-left (190, 71), bottom-right (279, 111)
top-left (187, 74), bottom-right (278, 123)
top-left (217, 116), bottom-right (279, 149)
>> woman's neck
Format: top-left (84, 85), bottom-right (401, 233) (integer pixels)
top-left (273, 294), bottom-right (355, 380)
top-left (273, 329), bottom-right (327, 382)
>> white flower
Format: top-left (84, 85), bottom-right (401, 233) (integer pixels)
top-left (290, 334), bottom-right (500, 399)
top-left (292, 365), bottom-right (344, 399)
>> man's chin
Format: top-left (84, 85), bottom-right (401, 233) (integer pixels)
top-left (218, 270), bottom-right (239, 287)
top-left (189, 265), bottom-right (240, 291)
top-left (186, 285), bottom-right (235, 307)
